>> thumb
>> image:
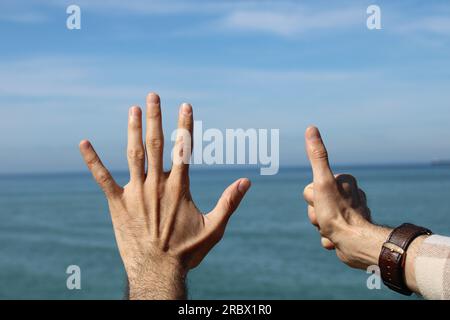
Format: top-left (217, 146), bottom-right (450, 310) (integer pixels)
top-left (207, 178), bottom-right (251, 225)
top-left (305, 126), bottom-right (335, 185)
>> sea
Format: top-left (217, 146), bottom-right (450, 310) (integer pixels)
top-left (0, 165), bottom-right (449, 299)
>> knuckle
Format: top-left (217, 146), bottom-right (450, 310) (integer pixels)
top-left (86, 156), bottom-right (99, 168)
top-left (337, 174), bottom-right (357, 185)
top-left (174, 141), bottom-right (185, 157)
top-left (318, 227), bottom-right (332, 238)
top-left (341, 184), bottom-right (353, 195)
top-left (303, 185), bottom-right (312, 198)
top-left (147, 108), bottom-right (161, 120)
top-left (127, 148), bottom-right (145, 161)
top-left (96, 170), bottom-right (111, 185)
top-left (147, 137), bottom-right (163, 150)
top-left (183, 117), bottom-right (193, 129)
top-left (308, 215), bottom-right (318, 227)
top-left (311, 147), bottom-right (328, 160)
top-left (302, 186), bottom-right (309, 196)
top-left (175, 136), bottom-right (185, 150)
top-left (347, 175), bottom-right (357, 186)
top-left (336, 174), bottom-right (358, 195)
top-left (223, 195), bottom-right (237, 213)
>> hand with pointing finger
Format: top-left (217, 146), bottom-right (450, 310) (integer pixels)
top-left (302, 126), bottom-right (390, 269)
top-left (79, 92), bottom-right (251, 300)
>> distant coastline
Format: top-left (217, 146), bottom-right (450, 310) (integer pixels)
top-left (431, 160), bottom-right (450, 167)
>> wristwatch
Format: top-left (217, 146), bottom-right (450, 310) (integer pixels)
top-left (378, 223), bottom-right (432, 295)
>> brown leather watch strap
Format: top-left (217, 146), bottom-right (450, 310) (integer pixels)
top-left (378, 223), bottom-right (432, 295)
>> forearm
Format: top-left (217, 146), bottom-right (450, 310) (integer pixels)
top-left (127, 257), bottom-right (187, 300)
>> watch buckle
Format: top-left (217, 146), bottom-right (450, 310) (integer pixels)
top-left (382, 242), bottom-right (405, 255)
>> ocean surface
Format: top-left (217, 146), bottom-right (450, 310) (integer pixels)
top-left (0, 166), bottom-right (449, 299)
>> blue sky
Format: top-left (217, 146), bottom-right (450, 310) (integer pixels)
top-left (1, 0), bottom-right (450, 173)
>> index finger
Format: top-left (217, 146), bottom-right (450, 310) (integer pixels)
top-left (79, 140), bottom-right (122, 198)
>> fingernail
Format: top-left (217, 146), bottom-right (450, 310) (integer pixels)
top-left (79, 140), bottom-right (91, 150)
top-left (181, 103), bottom-right (192, 116)
top-left (147, 92), bottom-right (160, 104)
top-left (238, 178), bottom-right (251, 193)
top-left (306, 126), bottom-right (321, 141)
top-left (130, 106), bottom-right (140, 117)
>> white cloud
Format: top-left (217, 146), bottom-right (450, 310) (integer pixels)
top-left (219, 7), bottom-right (362, 36)
top-left (1, 0), bottom-right (362, 36)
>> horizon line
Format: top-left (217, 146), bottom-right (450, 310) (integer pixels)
top-left (0, 162), bottom-right (446, 177)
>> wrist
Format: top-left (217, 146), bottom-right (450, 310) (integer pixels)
top-left (353, 224), bottom-right (392, 269)
top-left (333, 221), bottom-right (392, 270)
top-left (128, 256), bottom-right (186, 282)
top-left (127, 253), bottom-right (187, 300)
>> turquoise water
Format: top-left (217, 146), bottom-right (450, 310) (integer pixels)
top-left (0, 166), bottom-right (449, 299)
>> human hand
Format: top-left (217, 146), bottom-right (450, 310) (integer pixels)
top-left (302, 126), bottom-right (390, 269)
top-left (79, 93), bottom-right (251, 299)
